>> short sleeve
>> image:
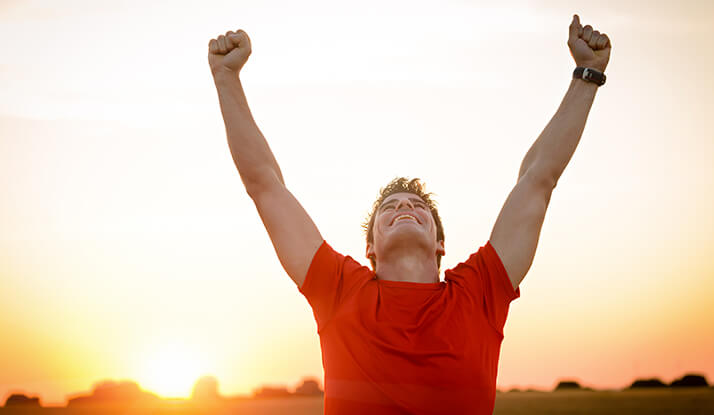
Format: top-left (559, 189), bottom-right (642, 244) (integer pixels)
top-left (298, 240), bottom-right (374, 332)
top-left (446, 240), bottom-right (520, 337)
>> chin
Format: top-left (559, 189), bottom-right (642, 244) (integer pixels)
top-left (383, 228), bottom-right (433, 250)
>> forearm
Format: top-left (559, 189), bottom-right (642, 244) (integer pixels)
top-left (213, 70), bottom-right (285, 195)
top-left (518, 78), bottom-right (599, 184)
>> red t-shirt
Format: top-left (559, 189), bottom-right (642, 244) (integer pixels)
top-left (299, 240), bottom-right (520, 415)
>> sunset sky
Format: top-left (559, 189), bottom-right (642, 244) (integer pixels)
top-left (1, 0), bottom-right (713, 407)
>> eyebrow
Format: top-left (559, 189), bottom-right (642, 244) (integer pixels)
top-left (380, 198), bottom-right (426, 210)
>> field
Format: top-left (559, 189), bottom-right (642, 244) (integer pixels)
top-left (493, 388), bottom-right (714, 414)
top-left (1, 388), bottom-right (712, 414)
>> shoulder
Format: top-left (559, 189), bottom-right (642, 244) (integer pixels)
top-left (445, 241), bottom-right (520, 297)
top-left (299, 240), bottom-right (374, 294)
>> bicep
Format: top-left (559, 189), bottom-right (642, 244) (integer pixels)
top-left (489, 172), bottom-right (555, 290)
top-left (250, 184), bottom-right (324, 288)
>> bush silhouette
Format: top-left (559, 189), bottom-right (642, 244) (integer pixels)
top-left (295, 378), bottom-right (323, 396)
top-left (554, 380), bottom-right (582, 391)
top-left (253, 386), bottom-right (291, 399)
top-left (192, 376), bottom-right (221, 401)
top-left (629, 378), bottom-right (667, 388)
top-left (4, 394), bottom-right (41, 407)
top-left (670, 374), bottom-right (708, 387)
top-left (68, 380), bottom-right (159, 407)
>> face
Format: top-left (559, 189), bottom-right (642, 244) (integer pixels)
top-left (366, 192), bottom-right (445, 265)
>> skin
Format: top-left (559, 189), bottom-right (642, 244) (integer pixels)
top-left (366, 193), bottom-right (445, 283)
top-left (208, 14), bottom-right (611, 291)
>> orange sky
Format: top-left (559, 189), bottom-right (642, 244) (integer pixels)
top-left (1, 0), bottom-right (713, 406)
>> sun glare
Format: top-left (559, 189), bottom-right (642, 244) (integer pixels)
top-left (139, 345), bottom-right (207, 399)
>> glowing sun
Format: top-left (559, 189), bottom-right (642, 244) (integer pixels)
top-left (140, 345), bottom-right (208, 398)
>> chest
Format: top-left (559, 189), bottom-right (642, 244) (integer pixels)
top-left (331, 283), bottom-right (498, 356)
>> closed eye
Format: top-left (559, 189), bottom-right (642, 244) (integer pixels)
top-left (381, 199), bottom-right (426, 211)
top-left (380, 202), bottom-right (397, 211)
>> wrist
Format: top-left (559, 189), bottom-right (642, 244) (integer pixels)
top-left (573, 67), bottom-right (606, 87)
top-left (571, 77), bottom-right (599, 93)
top-left (212, 67), bottom-right (240, 84)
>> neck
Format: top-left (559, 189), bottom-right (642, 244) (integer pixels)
top-left (374, 247), bottom-right (439, 283)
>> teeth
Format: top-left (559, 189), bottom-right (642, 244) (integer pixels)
top-left (394, 214), bottom-right (417, 223)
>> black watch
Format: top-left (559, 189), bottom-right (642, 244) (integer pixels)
top-left (573, 67), bottom-right (606, 86)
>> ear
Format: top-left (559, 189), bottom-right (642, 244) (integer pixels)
top-left (366, 241), bottom-right (375, 259)
top-left (436, 240), bottom-right (445, 256)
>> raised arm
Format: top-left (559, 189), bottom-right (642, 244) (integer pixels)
top-left (489, 15), bottom-right (611, 290)
top-left (208, 30), bottom-right (323, 288)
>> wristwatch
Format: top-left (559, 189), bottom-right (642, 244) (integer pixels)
top-left (573, 67), bottom-right (606, 86)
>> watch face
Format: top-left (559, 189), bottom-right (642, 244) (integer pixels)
top-left (573, 68), bottom-right (605, 86)
top-left (582, 68), bottom-right (604, 85)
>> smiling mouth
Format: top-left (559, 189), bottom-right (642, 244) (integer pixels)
top-left (391, 214), bottom-right (420, 225)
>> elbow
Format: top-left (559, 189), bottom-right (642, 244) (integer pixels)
top-left (519, 158), bottom-right (553, 182)
top-left (519, 165), bottom-right (558, 190)
top-left (243, 169), bottom-right (284, 199)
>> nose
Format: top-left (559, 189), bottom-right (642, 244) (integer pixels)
top-left (395, 198), bottom-right (414, 211)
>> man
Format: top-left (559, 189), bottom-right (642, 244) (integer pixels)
top-left (208, 14), bottom-right (610, 415)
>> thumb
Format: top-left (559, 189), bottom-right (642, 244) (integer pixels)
top-left (569, 14), bottom-right (582, 43)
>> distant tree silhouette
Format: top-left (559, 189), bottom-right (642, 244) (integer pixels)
top-left (507, 387), bottom-right (549, 393)
top-left (4, 394), bottom-right (41, 408)
top-left (192, 376), bottom-right (221, 401)
top-left (68, 380), bottom-right (159, 407)
top-left (294, 378), bottom-right (324, 396)
top-left (670, 373), bottom-right (709, 387)
top-left (253, 386), bottom-right (291, 399)
top-left (629, 378), bottom-right (667, 388)
top-left (554, 380), bottom-right (582, 391)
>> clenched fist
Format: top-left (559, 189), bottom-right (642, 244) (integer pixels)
top-left (568, 15), bottom-right (611, 73)
top-left (208, 29), bottom-right (252, 76)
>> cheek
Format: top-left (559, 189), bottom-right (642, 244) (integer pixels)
top-left (380, 215), bottom-right (393, 231)
top-left (425, 215), bottom-right (437, 233)
top-left (374, 215), bottom-right (388, 236)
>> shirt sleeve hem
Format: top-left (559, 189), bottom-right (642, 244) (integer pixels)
top-left (485, 240), bottom-right (521, 300)
top-left (298, 239), bottom-right (329, 297)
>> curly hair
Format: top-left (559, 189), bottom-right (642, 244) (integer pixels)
top-left (362, 177), bottom-right (445, 270)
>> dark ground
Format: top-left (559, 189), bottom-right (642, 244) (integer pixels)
top-left (1, 387), bottom-right (713, 414)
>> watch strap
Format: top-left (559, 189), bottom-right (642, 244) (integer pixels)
top-left (573, 67), bottom-right (606, 86)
